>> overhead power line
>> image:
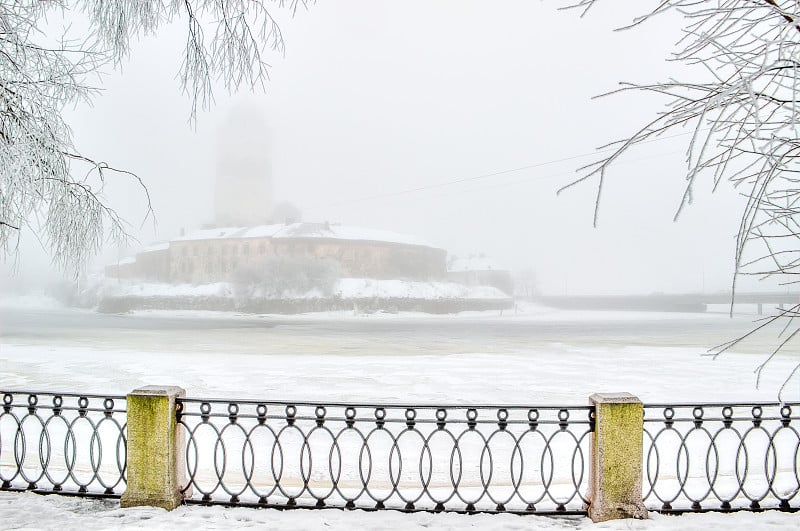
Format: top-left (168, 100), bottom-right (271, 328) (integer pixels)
top-left (316, 128), bottom-right (700, 209)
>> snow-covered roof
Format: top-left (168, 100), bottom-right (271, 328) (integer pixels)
top-left (140, 241), bottom-right (170, 253)
top-left (173, 223), bottom-right (441, 249)
top-left (448, 256), bottom-right (506, 272)
top-left (241, 224), bottom-right (284, 238)
top-left (172, 227), bottom-right (252, 241)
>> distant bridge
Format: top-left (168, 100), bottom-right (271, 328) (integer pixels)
top-left (530, 292), bottom-right (800, 314)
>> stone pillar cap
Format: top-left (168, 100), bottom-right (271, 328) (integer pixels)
top-left (129, 386), bottom-right (186, 396)
top-left (590, 392), bottom-right (641, 404)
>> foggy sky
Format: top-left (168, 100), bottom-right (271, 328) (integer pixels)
top-left (5, 1), bottom-right (772, 296)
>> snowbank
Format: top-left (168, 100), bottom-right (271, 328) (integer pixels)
top-left (102, 281), bottom-right (234, 298)
top-left (335, 278), bottom-right (507, 299)
top-left (100, 278), bottom-right (509, 301)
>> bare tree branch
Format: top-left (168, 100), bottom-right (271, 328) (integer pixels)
top-left (563, 0), bottom-right (800, 390)
top-left (0, 1), bottom-right (309, 273)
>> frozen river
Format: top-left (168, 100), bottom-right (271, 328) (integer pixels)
top-left (2, 303), bottom-right (799, 530)
top-left (0, 305), bottom-right (760, 354)
top-left (1, 304), bottom-right (797, 403)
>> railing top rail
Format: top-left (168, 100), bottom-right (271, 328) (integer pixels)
top-left (0, 389), bottom-right (127, 400)
top-left (3, 392), bottom-right (797, 409)
top-left (178, 396), bottom-right (593, 410)
top-left (644, 401), bottom-right (800, 408)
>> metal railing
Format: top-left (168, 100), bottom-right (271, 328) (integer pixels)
top-left (176, 398), bottom-right (595, 514)
top-left (643, 402), bottom-right (800, 512)
top-left (0, 391), bottom-right (127, 497)
top-left (4, 387), bottom-right (799, 518)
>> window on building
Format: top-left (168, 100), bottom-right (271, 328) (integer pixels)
top-left (243, 244), bottom-right (249, 256)
top-left (258, 243), bottom-right (266, 254)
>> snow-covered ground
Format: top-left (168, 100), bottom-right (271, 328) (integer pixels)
top-left (1, 491), bottom-right (798, 530)
top-left (1, 300), bottom-right (799, 528)
top-left (97, 277), bottom-right (509, 301)
top-left (100, 280), bottom-right (235, 298)
top-left (336, 277), bottom-right (506, 299)
top-left (0, 293), bottom-right (63, 309)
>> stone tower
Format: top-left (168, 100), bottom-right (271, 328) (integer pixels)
top-left (214, 103), bottom-right (271, 227)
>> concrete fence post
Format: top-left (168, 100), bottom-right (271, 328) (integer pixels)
top-left (587, 392), bottom-right (648, 522)
top-left (121, 386), bottom-right (189, 510)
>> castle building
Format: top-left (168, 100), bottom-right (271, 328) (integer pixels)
top-left (214, 104), bottom-right (272, 226)
top-left (106, 222), bottom-right (447, 283)
top-left (107, 106), bottom-right (464, 287)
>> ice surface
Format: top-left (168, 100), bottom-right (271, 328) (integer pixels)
top-left (2, 304), bottom-right (799, 529)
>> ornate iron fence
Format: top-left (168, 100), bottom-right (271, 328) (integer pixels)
top-left (176, 398), bottom-right (595, 514)
top-left (643, 402), bottom-right (800, 513)
top-left (0, 391), bottom-right (127, 497)
top-left (4, 387), bottom-right (800, 518)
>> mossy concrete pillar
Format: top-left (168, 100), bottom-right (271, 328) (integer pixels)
top-left (121, 386), bottom-right (189, 510)
top-left (587, 392), bottom-right (647, 522)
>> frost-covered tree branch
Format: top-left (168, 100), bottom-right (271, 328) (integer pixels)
top-left (562, 0), bottom-right (800, 285)
top-left (560, 0), bottom-right (800, 396)
top-left (85, 0), bottom-right (303, 121)
top-left (0, 0), bottom-right (307, 273)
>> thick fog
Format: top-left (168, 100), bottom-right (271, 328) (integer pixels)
top-left (1, 1), bottom-right (770, 295)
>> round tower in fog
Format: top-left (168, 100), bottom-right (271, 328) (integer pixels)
top-left (214, 103), bottom-right (272, 227)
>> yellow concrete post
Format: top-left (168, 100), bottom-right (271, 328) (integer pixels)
top-left (588, 392), bottom-right (648, 522)
top-left (121, 386), bottom-right (189, 510)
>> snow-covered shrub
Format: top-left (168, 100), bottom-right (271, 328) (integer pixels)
top-left (233, 256), bottom-right (341, 300)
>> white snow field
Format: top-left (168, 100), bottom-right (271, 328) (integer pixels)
top-left (1, 301), bottom-right (799, 529)
top-left (0, 490), bottom-right (798, 531)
